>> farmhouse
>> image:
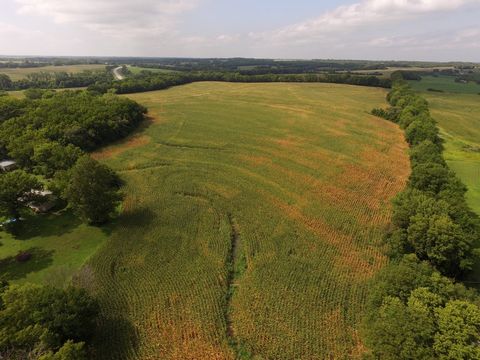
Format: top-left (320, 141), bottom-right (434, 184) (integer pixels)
top-left (0, 160), bottom-right (17, 172)
top-left (28, 190), bottom-right (57, 213)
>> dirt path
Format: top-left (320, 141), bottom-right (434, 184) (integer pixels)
top-left (113, 66), bottom-right (125, 80)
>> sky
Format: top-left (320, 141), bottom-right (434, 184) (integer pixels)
top-left (0, 0), bottom-right (479, 61)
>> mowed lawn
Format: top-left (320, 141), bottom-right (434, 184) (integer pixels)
top-left (0, 211), bottom-right (109, 287)
top-left (0, 64), bottom-right (106, 80)
top-left (425, 92), bottom-right (480, 215)
top-left (89, 82), bottom-right (409, 359)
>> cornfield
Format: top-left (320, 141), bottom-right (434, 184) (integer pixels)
top-left (88, 82), bottom-right (409, 359)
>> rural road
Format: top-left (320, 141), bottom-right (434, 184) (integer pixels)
top-left (113, 66), bottom-right (125, 80)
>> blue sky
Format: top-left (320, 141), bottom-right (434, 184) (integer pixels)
top-left (1, 0), bottom-right (479, 61)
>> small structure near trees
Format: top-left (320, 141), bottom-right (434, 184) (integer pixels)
top-left (27, 190), bottom-right (57, 214)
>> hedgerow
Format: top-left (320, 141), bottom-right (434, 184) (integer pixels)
top-left (363, 74), bottom-right (480, 359)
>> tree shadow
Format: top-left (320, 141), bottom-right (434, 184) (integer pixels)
top-left (93, 315), bottom-right (139, 359)
top-left (0, 247), bottom-right (54, 281)
top-left (11, 210), bottom-right (82, 240)
top-left (97, 206), bottom-right (156, 239)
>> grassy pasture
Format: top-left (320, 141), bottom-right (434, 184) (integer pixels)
top-left (409, 75), bottom-right (480, 94)
top-left (424, 92), bottom-right (480, 214)
top-left (0, 211), bottom-right (108, 287)
top-left (88, 82), bottom-right (409, 359)
top-left (0, 64), bottom-right (106, 80)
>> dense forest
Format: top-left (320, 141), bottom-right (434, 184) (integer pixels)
top-left (0, 89), bottom-right (145, 224)
top-left (363, 73), bottom-right (480, 359)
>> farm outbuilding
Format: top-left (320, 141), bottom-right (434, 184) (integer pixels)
top-left (0, 160), bottom-right (17, 172)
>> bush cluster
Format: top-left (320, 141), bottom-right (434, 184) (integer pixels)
top-left (363, 76), bottom-right (480, 359)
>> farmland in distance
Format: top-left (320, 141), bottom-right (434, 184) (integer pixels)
top-left (0, 64), bottom-right (106, 80)
top-left (88, 82), bottom-right (410, 359)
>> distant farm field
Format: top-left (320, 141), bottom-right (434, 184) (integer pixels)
top-left (87, 82), bottom-right (409, 359)
top-left (425, 92), bottom-right (480, 214)
top-left (127, 65), bottom-right (178, 74)
top-left (409, 75), bottom-right (480, 94)
top-left (352, 66), bottom-right (454, 78)
top-left (0, 64), bottom-right (106, 80)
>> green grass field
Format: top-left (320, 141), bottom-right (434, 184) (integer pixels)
top-left (0, 211), bottom-right (108, 287)
top-left (85, 82), bottom-right (409, 359)
top-left (409, 75), bottom-right (480, 94)
top-left (424, 92), bottom-right (480, 214)
top-left (0, 64), bottom-right (106, 80)
top-left (352, 66), bottom-right (454, 78)
top-left (127, 65), bottom-right (178, 75)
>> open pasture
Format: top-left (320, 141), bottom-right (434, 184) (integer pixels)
top-left (89, 82), bottom-right (409, 359)
top-left (0, 64), bottom-right (106, 80)
top-left (425, 92), bottom-right (480, 214)
top-left (409, 75), bottom-right (480, 94)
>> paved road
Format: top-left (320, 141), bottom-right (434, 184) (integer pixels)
top-left (113, 66), bottom-right (125, 80)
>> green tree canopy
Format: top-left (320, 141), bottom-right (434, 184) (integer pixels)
top-left (0, 170), bottom-right (42, 219)
top-left (0, 283), bottom-right (98, 353)
top-left (434, 300), bottom-right (480, 360)
top-left (66, 156), bottom-right (123, 224)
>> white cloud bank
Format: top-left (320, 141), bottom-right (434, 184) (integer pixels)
top-left (2, 0), bottom-right (479, 59)
top-left (259, 0), bottom-right (480, 43)
top-left (15, 0), bottom-right (200, 35)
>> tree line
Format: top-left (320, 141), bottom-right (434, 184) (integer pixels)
top-left (363, 73), bottom-right (480, 359)
top-left (88, 70), bottom-right (392, 95)
top-left (0, 69), bottom-right (113, 91)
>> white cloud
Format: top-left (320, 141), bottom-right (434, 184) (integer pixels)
top-left (364, 26), bottom-right (480, 51)
top-left (260, 0), bottom-right (480, 43)
top-left (0, 21), bottom-right (41, 39)
top-left (2, 0), bottom-right (479, 60)
top-left (15, 0), bottom-right (200, 36)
